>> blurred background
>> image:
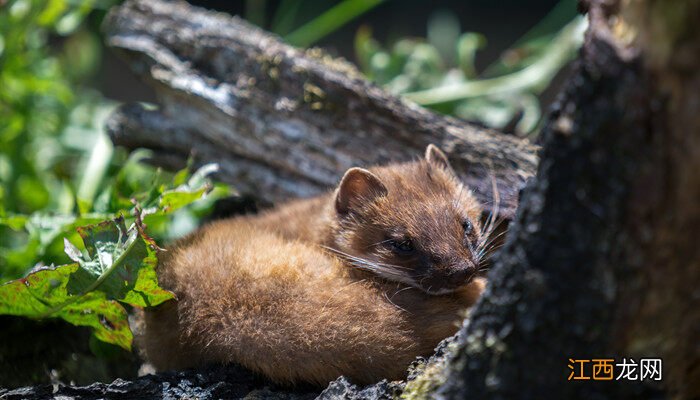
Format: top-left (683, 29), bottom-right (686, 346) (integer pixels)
top-left (0, 0), bottom-right (582, 387)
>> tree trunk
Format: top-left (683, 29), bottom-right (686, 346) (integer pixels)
top-left (103, 0), bottom-right (538, 220)
top-left (427, 0), bottom-right (700, 399)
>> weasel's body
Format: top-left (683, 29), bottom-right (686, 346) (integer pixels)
top-left (140, 145), bottom-right (487, 385)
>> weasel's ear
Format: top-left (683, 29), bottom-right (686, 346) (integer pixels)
top-left (335, 168), bottom-right (388, 215)
top-left (425, 144), bottom-right (456, 175)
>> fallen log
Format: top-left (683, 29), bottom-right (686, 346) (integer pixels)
top-left (103, 0), bottom-right (538, 219)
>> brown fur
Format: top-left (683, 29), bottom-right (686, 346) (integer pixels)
top-left (139, 145), bottom-right (487, 386)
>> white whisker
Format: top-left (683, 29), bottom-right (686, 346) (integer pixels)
top-left (320, 246), bottom-right (416, 285)
top-left (383, 292), bottom-right (411, 314)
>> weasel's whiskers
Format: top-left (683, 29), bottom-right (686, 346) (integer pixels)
top-left (321, 246), bottom-right (412, 282)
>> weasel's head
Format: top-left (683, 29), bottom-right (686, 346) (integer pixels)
top-left (330, 144), bottom-right (484, 295)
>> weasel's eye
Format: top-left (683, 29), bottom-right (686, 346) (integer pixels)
top-left (390, 239), bottom-right (415, 255)
top-left (462, 220), bottom-right (474, 235)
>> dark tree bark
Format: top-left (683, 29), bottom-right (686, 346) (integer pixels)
top-left (102, 0), bottom-right (538, 220)
top-left (0, 365), bottom-right (320, 400)
top-left (429, 1), bottom-right (700, 399)
top-left (6, 0), bottom-right (698, 399)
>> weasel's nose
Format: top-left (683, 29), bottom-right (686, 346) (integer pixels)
top-left (446, 265), bottom-right (474, 287)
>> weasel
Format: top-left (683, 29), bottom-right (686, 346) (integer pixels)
top-left (138, 145), bottom-right (489, 386)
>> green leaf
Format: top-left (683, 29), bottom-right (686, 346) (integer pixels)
top-left (38, 0), bottom-right (69, 27)
top-left (158, 163), bottom-right (218, 213)
top-left (456, 32), bottom-right (486, 79)
top-left (0, 215), bottom-right (174, 349)
top-left (0, 263), bottom-right (132, 350)
top-left (25, 213), bottom-right (77, 247)
top-left (285, 0), bottom-right (385, 47)
top-left (0, 214), bottom-right (28, 230)
top-left (65, 216), bottom-right (173, 308)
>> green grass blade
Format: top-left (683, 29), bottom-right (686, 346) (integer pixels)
top-left (284, 0), bottom-right (384, 48)
top-left (403, 17), bottom-right (586, 105)
top-left (270, 0), bottom-right (302, 36)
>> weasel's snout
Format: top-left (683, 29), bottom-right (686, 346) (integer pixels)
top-left (445, 266), bottom-right (474, 287)
top-left (420, 262), bottom-right (477, 294)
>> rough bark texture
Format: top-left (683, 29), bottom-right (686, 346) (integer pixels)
top-left (0, 342), bottom-right (441, 399)
top-left (102, 0), bottom-right (538, 220)
top-left (0, 366), bottom-right (414, 400)
top-left (0, 365), bottom-right (320, 400)
top-left (431, 1), bottom-right (700, 399)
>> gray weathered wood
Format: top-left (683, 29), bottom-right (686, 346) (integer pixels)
top-left (103, 0), bottom-right (538, 218)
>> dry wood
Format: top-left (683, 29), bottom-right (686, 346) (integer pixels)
top-left (103, 0), bottom-right (538, 219)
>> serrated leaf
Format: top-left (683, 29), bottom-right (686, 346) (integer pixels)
top-left (65, 216), bottom-right (174, 308)
top-left (60, 292), bottom-right (132, 350)
top-left (0, 263), bottom-right (132, 350)
top-left (0, 215), bottom-right (174, 349)
top-left (121, 262), bottom-right (173, 308)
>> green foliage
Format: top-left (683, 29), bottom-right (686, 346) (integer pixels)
top-left (284, 0), bottom-right (385, 48)
top-left (0, 261), bottom-right (133, 349)
top-left (0, 0), bottom-right (227, 352)
top-left (64, 216), bottom-right (171, 308)
top-left (0, 162), bottom-right (220, 348)
top-left (355, 0), bottom-right (584, 136)
top-left (246, 0), bottom-right (385, 47)
top-left (0, 216), bottom-right (161, 350)
top-left (0, 0), bottom-right (115, 279)
top-left (0, 0), bottom-right (112, 216)
top-left (254, 0), bottom-right (585, 136)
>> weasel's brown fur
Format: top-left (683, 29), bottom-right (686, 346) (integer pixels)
top-left (139, 145), bottom-right (487, 386)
